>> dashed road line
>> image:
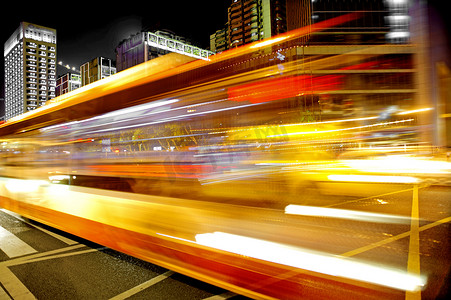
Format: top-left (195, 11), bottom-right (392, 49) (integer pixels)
top-left (0, 226), bottom-right (37, 258)
top-left (406, 185), bottom-right (421, 300)
top-left (109, 270), bottom-right (175, 300)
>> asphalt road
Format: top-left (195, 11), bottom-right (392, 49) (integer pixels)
top-left (0, 184), bottom-right (450, 299)
top-left (0, 209), bottom-right (249, 300)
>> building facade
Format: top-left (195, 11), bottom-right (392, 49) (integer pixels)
top-left (116, 30), bottom-right (213, 72)
top-left (211, 0), bottom-right (309, 52)
top-left (80, 57), bottom-right (116, 87)
top-left (309, 0), bottom-right (411, 45)
top-left (228, 0), bottom-right (282, 48)
top-left (56, 72), bottom-right (81, 97)
top-left (210, 27), bottom-right (228, 52)
top-left (4, 22), bottom-right (57, 120)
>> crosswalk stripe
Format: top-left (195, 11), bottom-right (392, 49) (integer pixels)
top-left (0, 284), bottom-right (11, 300)
top-left (0, 266), bottom-right (36, 300)
top-left (0, 226), bottom-right (37, 258)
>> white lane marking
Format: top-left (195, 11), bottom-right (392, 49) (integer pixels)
top-left (0, 244), bottom-right (105, 300)
top-left (406, 184), bottom-right (421, 300)
top-left (10, 247), bottom-right (104, 266)
top-left (203, 291), bottom-right (238, 300)
top-left (0, 266), bottom-right (36, 300)
top-left (27, 224), bottom-right (78, 245)
top-left (109, 270), bottom-right (175, 300)
top-left (0, 226), bottom-right (37, 258)
top-left (0, 209), bottom-right (77, 245)
top-left (0, 244), bottom-right (85, 267)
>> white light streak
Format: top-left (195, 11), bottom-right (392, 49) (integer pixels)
top-left (343, 156), bottom-right (451, 175)
top-left (82, 102), bottom-right (260, 135)
top-left (249, 36), bottom-right (290, 49)
top-left (93, 99), bottom-right (179, 120)
top-left (396, 107), bottom-right (433, 115)
top-left (268, 119), bottom-right (414, 138)
top-left (5, 179), bottom-right (47, 193)
top-left (327, 174), bottom-right (420, 184)
top-left (285, 204), bottom-right (411, 223)
top-left (195, 232), bottom-right (426, 291)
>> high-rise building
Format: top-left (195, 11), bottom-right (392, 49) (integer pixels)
top-left (80, 57), bottom-right (116, 87)
top-left (228, 0), bottom-right (286, 48)
top-left (212, 0), bottom-right (303, 51)
top-left (4, 22), bottom-right (57, 120)
top-left (56, 72), bottom-right (81, 97)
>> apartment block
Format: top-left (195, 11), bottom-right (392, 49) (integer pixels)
top-left (4, 22), bottom-right (57, 119)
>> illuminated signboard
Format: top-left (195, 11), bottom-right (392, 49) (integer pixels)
top-left (71, 74), bottom-right (81, 82)
top-left (147, 32), bottom-right (214, 61)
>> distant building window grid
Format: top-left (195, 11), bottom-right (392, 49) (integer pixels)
top-left (80, 57), bottom-right (116, 87)
top-left (4, 22), bottom-right (56, 120)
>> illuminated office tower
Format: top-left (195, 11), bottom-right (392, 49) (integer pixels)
top-left (212, 0), bottom-right (309, 51)
top-left (80, 57), bottom-right (116, 86)
top-left (4, 22), bottom-right (57, 120)
top-left (227, 0), bottom-right (287, 48)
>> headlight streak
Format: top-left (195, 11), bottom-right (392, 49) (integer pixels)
top-left (41, 98), bottom-right (244, 138)
top-left (41, 99), bottom-right (185, 134)
top-left (5, 179), bottom-right (48, 193)
top-left (284, 204), bottom-right (412, 224)
top-left (156, 232), bottom-right (196, 244)
top-left (267, 119), bottom-right (415, 138)
top-left (79, 102), bottom-right (261, 136)
top-left (194, 231), bottom-right (426, 292)
top-left (249, 36), bottom-right (291, 49)
top-left (397, 107), bottom-right (433, 115)
top-left (196, 115), bottom-right (382, 138)
top-left (90, 99), bottom-right (180, 120)
top-left (327, 174), bottom-right (420, 184)
top-left (342, 156), bottom-right (451, 175)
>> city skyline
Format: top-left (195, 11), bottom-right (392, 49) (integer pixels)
top-left (1, 1), bottom-right (230, 99)
top-left (1, 0), bottom-right (450, 101)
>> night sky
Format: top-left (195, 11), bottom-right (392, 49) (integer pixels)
top-left (0, 1), bottom-right (230, 99)
top-left (1, 0), bottom-right (449, 100)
